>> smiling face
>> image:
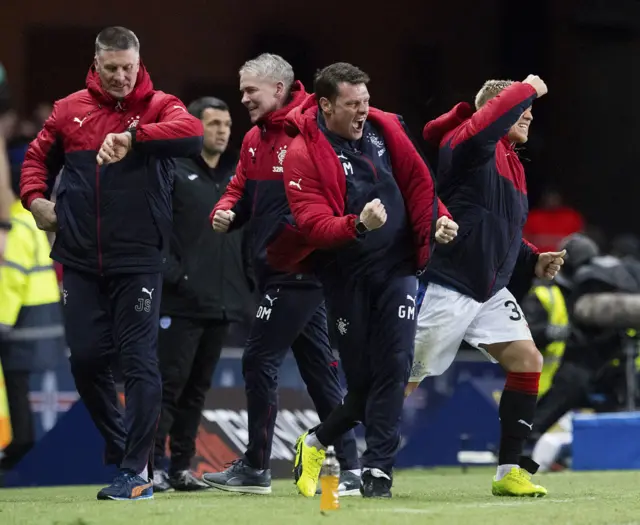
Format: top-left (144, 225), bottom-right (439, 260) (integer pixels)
top-left (507, 107), bottom-right (533, 144)
top-left (320, 82), bottom-right (370, 141)
top-left (239, 73), bottom-right (285, 123)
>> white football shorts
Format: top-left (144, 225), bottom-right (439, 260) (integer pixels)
top-left (410, 282), bottom-right (533, 382)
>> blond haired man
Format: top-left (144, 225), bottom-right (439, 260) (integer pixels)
top-left (409, 75), bottom-right (565, 497)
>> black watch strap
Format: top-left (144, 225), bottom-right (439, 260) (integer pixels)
top-left (127, 127), bottom-right (137, 146)
top-left (355, 217), bottom-right (368, 235)
top-left (0, 220), bottom-right (11, 231)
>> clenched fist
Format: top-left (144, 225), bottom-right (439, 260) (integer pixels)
top-left (30, 198), bottom-right (58, 232)
top-left (360, 198), bottom-right (387, 231)
top-left (523, 74), bottom-right (548, 98)
top-left (435, 216), bottom-right (458, 244)
top-left (212, 209), bottom-right (236, 233)
top-left (535, 249), bottom-right (566, 280)
top-left (97, 132), bottom-right (132, 165)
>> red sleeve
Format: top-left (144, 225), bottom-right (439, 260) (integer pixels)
top-left (210, 137), bottom-right (250, 229)
top-left (20, 100), bottom-right (65, 210)
top-left (438, 198), bottom-right (452, 219)
top-left (284, 139), bottom-right (357, 248)
top-left (132, 95), bottom-right (203, 158)
top-left (450, 82), bottom-right (537, 151)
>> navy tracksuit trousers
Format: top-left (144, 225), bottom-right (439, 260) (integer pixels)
top-left (242, 280), bottom-right (359, 471)
top-left (62, 266), bottom-right (162, 475)
top-left (316, 270), bottom-right (418, 474)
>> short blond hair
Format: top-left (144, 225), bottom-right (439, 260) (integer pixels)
top-left (474, 79), bottom-right (514, 110)
top-left (239, 53), bottom-right (294, 93)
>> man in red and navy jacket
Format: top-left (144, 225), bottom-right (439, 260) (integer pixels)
top-left (280, 62), bottom-right (457, 499)
top-left (410, 75), bottom-right (566, 497)
top-left (19, 27), bottom-right (203, 501)
top-left (202, 54), bottom-right (360, 496)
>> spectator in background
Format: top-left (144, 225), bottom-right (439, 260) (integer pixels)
top-left (610, 233), bottom-right (640, 262)
top-left (524, 187), bottom-right (584, 252)
top-left (152, 96), bottom-right (254, 492)
top-left (0, 156), bottom-right (65, 473)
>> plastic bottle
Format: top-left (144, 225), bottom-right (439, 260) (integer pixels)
top-left (320, 445), bottom-right (340, 513)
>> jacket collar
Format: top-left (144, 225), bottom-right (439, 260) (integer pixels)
top-left (86, 62), bottom-right (154, 110)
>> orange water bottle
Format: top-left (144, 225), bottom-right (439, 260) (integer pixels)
top-left (320, 445), bottom-right (340, 513)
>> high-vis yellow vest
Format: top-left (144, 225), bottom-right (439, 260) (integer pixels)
top-left (0, 200), bottom-right (62, 330)
top-left (533, 283), bottom-right (569, 397)
top-left (0, 200), bottom-right (63, 447)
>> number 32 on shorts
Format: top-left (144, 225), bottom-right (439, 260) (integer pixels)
top-left (504, 300), bottom-right (523, 321)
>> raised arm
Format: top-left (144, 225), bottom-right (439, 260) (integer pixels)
top-left (283, 139), bottom-right (357, 248)
top-left (130, 96), bottom-right (203, 158)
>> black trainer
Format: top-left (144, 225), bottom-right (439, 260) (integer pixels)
top-left (169, 470), bottom-right (211, 491)
top-left (152, 470), bottom-right (173, 493)
top-left (202, 459), bottom-right (272, 494)
top-left (316, 470), bottom-right (362, 496)
top-left (360, 469), bottom-right (392, 498)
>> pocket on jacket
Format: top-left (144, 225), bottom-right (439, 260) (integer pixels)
top-left (53, 187), bottom-right (96, 259)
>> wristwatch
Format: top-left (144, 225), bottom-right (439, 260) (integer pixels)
top-left (355, 217), bottom-right (368, 236)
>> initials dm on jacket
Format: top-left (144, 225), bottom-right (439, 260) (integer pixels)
top-left (20, 64), bottom-right (203, 275)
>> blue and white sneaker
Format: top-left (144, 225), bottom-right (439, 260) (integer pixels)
top-left (97, 470), bottom-right (154, 501)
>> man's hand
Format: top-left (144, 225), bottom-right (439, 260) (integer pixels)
top-left (30, 197), bottom-right (58, 232)
top-left (360, 198), bottom-right (387, 231)
top-left (523, 74), bottom-right (548, 98)
top-left (212, 209), bottom-right (236, 233)
top-left (535, 249), bottom-right (566, 280)
top-left (96, 132), bottom-right (132, 165)
top-left (435, 216), bottom-right (458, 244)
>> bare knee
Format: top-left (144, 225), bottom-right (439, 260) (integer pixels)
top-left (486, 340), bottom-right (543, 373)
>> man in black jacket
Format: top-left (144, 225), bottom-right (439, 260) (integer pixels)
top-left (152, 97), bottom-right (254, 491)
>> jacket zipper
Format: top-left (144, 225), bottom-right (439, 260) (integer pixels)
top-left (486, 192), bottom-right (525, 298)
top-left (96, 165), bottom-right (103, 274)
top-left (360, 153), bottom-right (379, 181)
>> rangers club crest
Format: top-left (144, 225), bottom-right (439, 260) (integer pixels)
top-left (277, 145), bottom-right (288, 165)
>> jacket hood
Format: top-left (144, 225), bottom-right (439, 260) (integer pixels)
top-left (284, 93), bottom-right (320, 139)
top-left (422, 102), bottom-right (474, 146)
top-left (259, 80), bottom-right (307, 130)
top-left (86, 61), bottom-right (154, 109)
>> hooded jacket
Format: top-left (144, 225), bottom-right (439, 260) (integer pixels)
top-left (20, 64), bottom-right (204, 275)
top-left (264, 94), bottom-right (450, 275)
top-left (210, 81), bottom-right (317, 288)
top-left (421, 82), bottom-right (539, 302)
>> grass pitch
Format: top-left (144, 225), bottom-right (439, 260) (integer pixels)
top-left (1, 468), bottom-right (638, 525)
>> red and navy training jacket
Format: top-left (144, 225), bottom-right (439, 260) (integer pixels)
top-left (210, 81), bottom-right (315, 288)
top-left (20, 64), bottom-right (203, 275)
top-left (265, 95), bottom-right (450, 276)
top-left (422, 82), bottom-right (539, 302)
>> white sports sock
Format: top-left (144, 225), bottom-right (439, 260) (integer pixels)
top-left (496, 464), bottom-right (518, 481)
top-left (304, 432), bottom-right (326, 450)
top-left (348, 469), bottom-right (361, 476)
top-left (139, 465), bottom-right (148, 481)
